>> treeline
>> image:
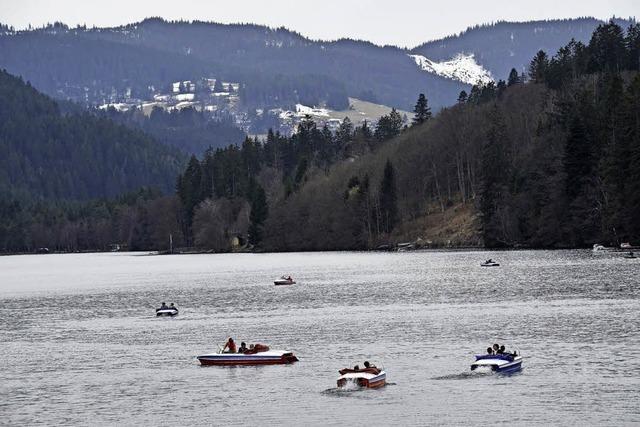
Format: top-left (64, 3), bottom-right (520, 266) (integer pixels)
top-left (0, 69), bottom-right (184, 200)
top-left (265, 20), bottom-right (639, 249)
top-left (174, 108), bottom-right (408, 250)
top-left (475, 21), bottom-right (640, 246)
top-left (100, 106), bottom-right (246, 155)
top-left (214, 20), bottom-right (639, 250)
top-left (0, 188), bottom-right (184, 252)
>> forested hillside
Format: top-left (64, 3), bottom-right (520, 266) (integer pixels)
top-left (100, 106), bottom-right (246, 155)
top-left (0, 69), bottom-right (184, 200)
top-left (2, 22), bottom-right (638, 254)
top-left (177, 21), bottom-right (640, 251)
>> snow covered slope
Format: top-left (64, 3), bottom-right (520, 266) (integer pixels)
top-left (408, 53), bottom-right (493, 85)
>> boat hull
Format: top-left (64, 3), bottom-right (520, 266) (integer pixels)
top-left (471, 355), bottom-right (523, 373)
top-left (197, 351), bottom-right (298, 366)
top-left (337, 371), bottom-right (386, 389)
top-left (481, 263), bottom-right (500, 267)
top-left (274, 280), bottom-right (296, 285)
top-left (156, 309), bottom-right (178, 317)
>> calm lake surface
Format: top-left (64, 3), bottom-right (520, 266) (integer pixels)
top-left (1, 250), bottom-right (638, 426)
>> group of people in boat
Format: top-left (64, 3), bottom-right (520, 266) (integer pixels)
top-left (486, 343), bottom-right (517, 356)
top-left (339, 361), bottom-right (381, 375)
top-left (158, 302), bottom-right (177, 310)
top-left (222, 337), bottom-right (270, 354)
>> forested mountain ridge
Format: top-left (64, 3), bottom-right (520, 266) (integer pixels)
top-left (413, 17), bottom-right (635, 79)
top-left (1, 17), bottom-right (632, 113)
top-left (0, 69), bottom-right (185, 200)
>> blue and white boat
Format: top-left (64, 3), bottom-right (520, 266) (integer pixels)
top-left (470, 353), bottom-right (523, 373)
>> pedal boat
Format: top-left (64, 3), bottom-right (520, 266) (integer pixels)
top-left (471, 353), bottom-right (522, 373)
top-left (197, 350), bottom-right (298, 366)
top-left (480, 261), bottom-right (500, 267)
top-left (156, 307), bottom-right (179, 317)
top-left (337, 368), bottom-right (386, 388)
top-left (274, 276), bottom-right (296, 285)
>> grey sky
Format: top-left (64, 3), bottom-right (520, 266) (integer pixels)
top-left (0, 0), bottom-right (636, 47)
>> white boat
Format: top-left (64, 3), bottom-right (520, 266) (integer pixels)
top-left (337, 369), bottom-right (386, 388)
top-left (274, 276), bottom-right (296, 285)
top-left (197, 350), bottom-right (298, 366)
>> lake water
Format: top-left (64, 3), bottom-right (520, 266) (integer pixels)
top-left (0, 250), bottom-right (638, 426)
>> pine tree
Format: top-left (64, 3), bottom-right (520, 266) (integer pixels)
top-left (479, 106), bottom-right (510, 247)
top-left (529, 50), bottom-right (549, 83)
top-left (375, 108), bottom-right (403, 141)
top-left (564, 115), bottom-right (592, 201)
top-left (248, 181), bottom-right (268, 246)
top-left (588, 21), bottom-right (626, 73)
top-left (626, 23), bottom-right (640, 71)
top-left (457, 90), bottom-right (468, 103)
top-left (412, 93), bottom-right (432, 125)
top-left (379, 159), bottom-right (398, 234)
top-left (507, 68), bottom-right (520, 86)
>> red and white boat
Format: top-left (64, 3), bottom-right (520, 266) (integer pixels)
top-left (274, 275), bottom-right (296, 285)
top-left (197, 350), bottom-right (298, 366)
top-left (337, 368), bottom-right (386, 388)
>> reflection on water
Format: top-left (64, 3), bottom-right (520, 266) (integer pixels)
top-left (0, 250), bottom-right (638, 425)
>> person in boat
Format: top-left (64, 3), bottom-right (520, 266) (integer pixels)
top-left (363, 361), bottom-right (380, 374)
top-left (222, 337), bottom-right (237, 353)
top-left (492, 343), bottom-right (500, 353)
top-left (169, 303), bottom-right (176, 310)
top-left (353, 365), bottom-right (360, 371)
top-left (244, 343), bottom-right (270, 354)
top-left (498, 345), bottom-right (506, 354)
top-left (238, 342), bottom-right (248, 354)
top-left (487, 347), bottom-right (494, 355)
top-left (159, 302), bottom-right (168, 309)
top-left (287, 276), bottom-right (292, 281)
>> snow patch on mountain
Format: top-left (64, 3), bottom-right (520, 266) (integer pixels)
top-left (408, 53), bottom-right (494, 85)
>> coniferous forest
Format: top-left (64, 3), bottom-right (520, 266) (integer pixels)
top-left (1, 21), bottom-right (639, 253)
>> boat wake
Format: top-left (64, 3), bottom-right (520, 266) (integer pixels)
top-left (322, 382), bottom-right (395, 396)
top-left (432, 370), bottom-right (492, 380)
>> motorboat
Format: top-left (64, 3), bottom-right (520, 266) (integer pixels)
top-left (274, 275), bottom-right (296, 285)
top-left (197, 350), bottom-right (298, 366)
top-left (480, 260), bottom-right (500, 267)
top-left (471, 353), bottom-right (522, 373)
top-left (337, 367), bottom-right (386, 388)
top-left (156, 307), bottom-right (178, 317)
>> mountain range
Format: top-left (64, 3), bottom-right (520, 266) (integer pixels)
top-left (0, 17), bottom-right (635, 113)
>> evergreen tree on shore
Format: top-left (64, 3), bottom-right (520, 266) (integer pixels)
top-left (412, 93), bottom-right (432, 125)
top-left (379, 160), bottom-right (398, 234)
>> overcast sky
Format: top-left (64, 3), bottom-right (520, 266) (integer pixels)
top-left (1, 0), bottom-right (636, 47)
